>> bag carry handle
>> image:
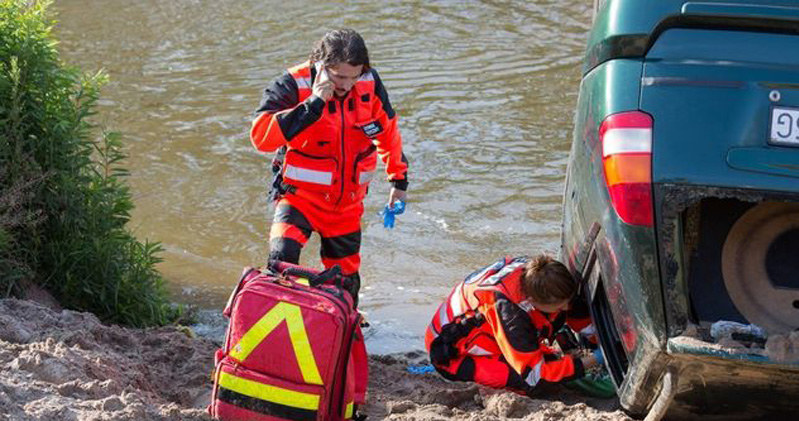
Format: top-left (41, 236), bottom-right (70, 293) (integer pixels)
top-left (268, 260), bottom-right (345, 288)
top-left (281, 266), bottom-right (320, 281)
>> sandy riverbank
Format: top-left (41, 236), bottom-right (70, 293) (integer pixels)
top-left (0, 299), bottom-right (630, 420)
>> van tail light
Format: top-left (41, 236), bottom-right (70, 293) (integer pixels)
top-left (599, 111), bottom-right (654, 227)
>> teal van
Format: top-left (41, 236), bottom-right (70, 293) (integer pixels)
top-left (561, 1), bottom-right (799, 418)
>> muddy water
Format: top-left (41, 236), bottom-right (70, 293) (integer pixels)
top-left (54, 0), bottom-right (592, 352)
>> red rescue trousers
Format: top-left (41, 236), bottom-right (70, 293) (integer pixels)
top-left (429, 337), bottom-right (537, 396)
top-left (269, 194), bottom-right (363, 276)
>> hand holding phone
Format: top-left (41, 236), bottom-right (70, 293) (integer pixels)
top-left (312, 67), bottom-right (335, 101)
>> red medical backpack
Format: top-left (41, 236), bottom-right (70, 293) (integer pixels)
top-left (210, 261), bottom-right (368, 421)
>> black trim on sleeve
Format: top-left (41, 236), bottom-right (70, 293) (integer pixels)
top-left (495, 292), bottom-right (540, 353)
top-left (255, 71), bottom-right (299, 115)
top-left (307, 96), bottom-right (325, 115)
top-left (276, 96), bottom-right (325, 141)
top-left (569, 355), bottom-right (586, 380)
top-left (390, 178), bottom-right (408, 191)
top-left (372, 69), bottom-right (396, 119)
top-left (549, 312), bottom-right (567, 340)
top-left (254, 71), bottom-right (324, 142)
top-left (390, 152), bottom-right (409, 191)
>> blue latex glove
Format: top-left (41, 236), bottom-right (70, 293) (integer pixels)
top-left (592, 348), bottom-right (605, 367)
top-left (379, 200), bottom-right (406, 229)
top-left (406, 364), bottom-right (435, 374)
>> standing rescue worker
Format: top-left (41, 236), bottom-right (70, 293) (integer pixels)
top-left (425, 254), bottom-right (599, 396)
top-left (250, 29), bottom-right (408, 303)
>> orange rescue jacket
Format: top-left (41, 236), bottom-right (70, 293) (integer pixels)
top-left (425, 256), bottom-right (587, 387)
top-left (250, 61), bottom-right (408, 209)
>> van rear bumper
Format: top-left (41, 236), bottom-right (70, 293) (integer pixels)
top-left (662, 337), bottom-right (799, 420)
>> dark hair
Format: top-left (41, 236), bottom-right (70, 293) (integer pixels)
top-left (521, 254), bottom-right (578, 304)
top-left (309, 29), bottom-right (370, 70)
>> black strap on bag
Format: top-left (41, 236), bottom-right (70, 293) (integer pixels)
top-left (267, 259), bottom-right (361, 307)
top-left (267, 260), bottom-right (351, 289)
top-left (282, 265), bottom-right (342, 287)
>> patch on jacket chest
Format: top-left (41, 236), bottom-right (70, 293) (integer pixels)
top-left (360, 120), bottom-right (383, 138)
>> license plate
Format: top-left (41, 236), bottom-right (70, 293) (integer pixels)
top-left (770, 106), bottom-right (799, 147)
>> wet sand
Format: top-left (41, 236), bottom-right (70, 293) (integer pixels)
top-left (0, 299), bottom-right (630, 420)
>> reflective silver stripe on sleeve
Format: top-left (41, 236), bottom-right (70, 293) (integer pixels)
top-left (358, 170), bottom-right (375, 184)
top-left (284, 165), bottom-right (333, 185)
top-left (525, 361), bottom-right (543, 386)
top-left (294, 76), bottom-right (312, 90)
top-left (438, 301), bottom-right (450, 327)
top-left (358, 72), bottom-right (374, 82)
top-left (449, 283), bottom-right (464, 318)
top-left (483, 260), bottom-right (525, 285)
top-left (465, 265), bottom-right (495, 284)
top-left (428, 322), bottom-right (439, 339)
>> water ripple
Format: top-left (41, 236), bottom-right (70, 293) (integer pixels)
top-left (55, 0), bottom-right (592, 342)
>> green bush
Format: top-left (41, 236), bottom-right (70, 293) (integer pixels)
top-left (0, 0), bottom-right (179, 327)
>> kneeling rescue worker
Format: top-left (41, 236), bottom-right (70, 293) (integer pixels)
top-left (249, 29), bottom-right (409, 304)
top-left (425, 254), bottom-right (600, 396)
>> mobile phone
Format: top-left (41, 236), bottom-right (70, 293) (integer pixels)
top-left (317, 66), bottom-right (330, 84)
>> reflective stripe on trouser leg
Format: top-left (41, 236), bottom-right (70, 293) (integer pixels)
top-left (269, 201), bottom-right (312, 264)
